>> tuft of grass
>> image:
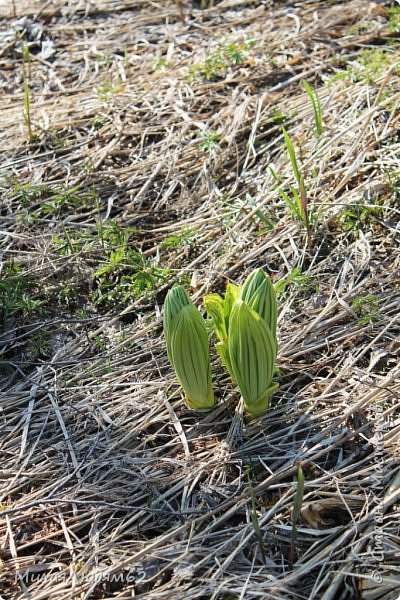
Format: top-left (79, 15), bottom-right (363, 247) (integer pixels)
top-left (278, 128), bottom-right (313, 244)
top-left (0, 274), bottom-right (44, 324)
top-left (351, 295), bottom-right (380, 326)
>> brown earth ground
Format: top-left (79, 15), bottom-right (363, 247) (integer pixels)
top-left (0, 1), bottom-right (399, 598)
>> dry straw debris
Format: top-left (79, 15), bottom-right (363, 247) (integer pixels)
top-left (0, 0), bottom-right (399, 598)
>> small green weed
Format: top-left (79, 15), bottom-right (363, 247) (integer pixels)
top-left (352, 295), bottom-right (380, 325)
top-left (56, 221), bottom-right (169, 308)
top-left (271, 110), bottom-right (288, 125)
top-left (388, 6), bottom-right (400, 33)
top-left (11, 181), bottom-right (49, 206)
top-left (189, 39), bottom-right (254, 81)
top-left (92, 114), bottom-right (109, 129)
top-left (0, 273), bottom-right (44, 323)
top-left (275, 267), bottom-right (317, 296)
top-left (97, 77), bottom-right (123, 100)
top-left (91, 248), bottom-right (170, 307)
top-left (56, 282), bottom-right (79, 307)
top-left (26, 328), bottom-right (52, 360)
top-left (39, 186), bottom-right (95, 217)
top-left (197, 130), bottom-right (221, 152)
top-left (161, 227), bottom-right (198, 249)
top-left (10, 181), bottom-right (96, 218)
top-left (53, 220), bottom-right (136, 256)
top-left (338, 200), bottom-right (384, 231)
top-left (329, 49), bottom-right (394, 85)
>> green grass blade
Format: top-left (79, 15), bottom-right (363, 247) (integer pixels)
top-left (303, 80), bottom-right (323, 137)
top-left (282, 127), bottom-right (301, 186)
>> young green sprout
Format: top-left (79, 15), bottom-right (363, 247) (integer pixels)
top-left (240, 268), bottom-right (278, 349)
top-left (205, 269), bottom-right (279, 417)
top-left (203, 282), bottom-right (240, 381)
top-left (163, 286), bottom-right (215, 410)
top-left (229, 299), bottom-right (278, 418)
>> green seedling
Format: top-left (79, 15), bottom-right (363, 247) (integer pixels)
top-left (274, 267), bottom-right (317, 297)
top-left (351, 295), bottom-right (380, 326)
top-left (22, 42), bottom-right (34, 141)
top-left (303, 80), bottom-right (323, 138)
top-left (0, 276), bottom-right (44, 324)
top-left (197, 130), bottom-right (221, 152)
top-left (275, 128), bottom-right (312, 245)
top-left (189, 39), bottom-right (254, 82)
top-left (161, 227), bottom-right (197, 249)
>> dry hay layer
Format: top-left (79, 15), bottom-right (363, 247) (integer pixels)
top-left (0, 0), bottom-right (399, 598)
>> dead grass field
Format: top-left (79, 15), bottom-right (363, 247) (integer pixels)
top-left (0, 1), bottom-right (399, 598)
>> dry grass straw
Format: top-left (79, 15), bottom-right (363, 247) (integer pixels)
top-left (0, 0), bottom-right (399, 598)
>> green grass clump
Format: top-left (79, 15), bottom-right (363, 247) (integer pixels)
top-left (329, 48), bottom-right (394, 85)
top-left (91, 247), bottom-right (169, 307)
top-left (352, 295), bottom-right (380, 326)
top-left (0, 262), bottom-right (45, 324)
top-left (388, 6), bottom-right (400, 33)
top-left (52, 220), bottom-right (169, 309)
top-left (189, 39), bottom-right (254, 81)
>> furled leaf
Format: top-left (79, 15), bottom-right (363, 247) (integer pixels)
top-left (163, 285), bottom-right (191, 364)
top-left (203, 293), bottom-right (226, 341)
top-left (168, 304), bottom-right (215, 410)
top-left (229, 300), bottom-right (277, 417)
top-left (223, 282), bottom-right (241, 333)
top-left (240, 268), bottom-right (277, 345)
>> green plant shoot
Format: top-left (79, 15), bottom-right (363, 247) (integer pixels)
top-left (228, 300), bottom-right (278, 417)
top-left (164, 286), bottom-right (215, 410)
top-left (282, 127), bottom-right (311, 243)
top-left (303, 80), bottom-right (323, 137)
top-left (203, 282), bottom-right (240, 380)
